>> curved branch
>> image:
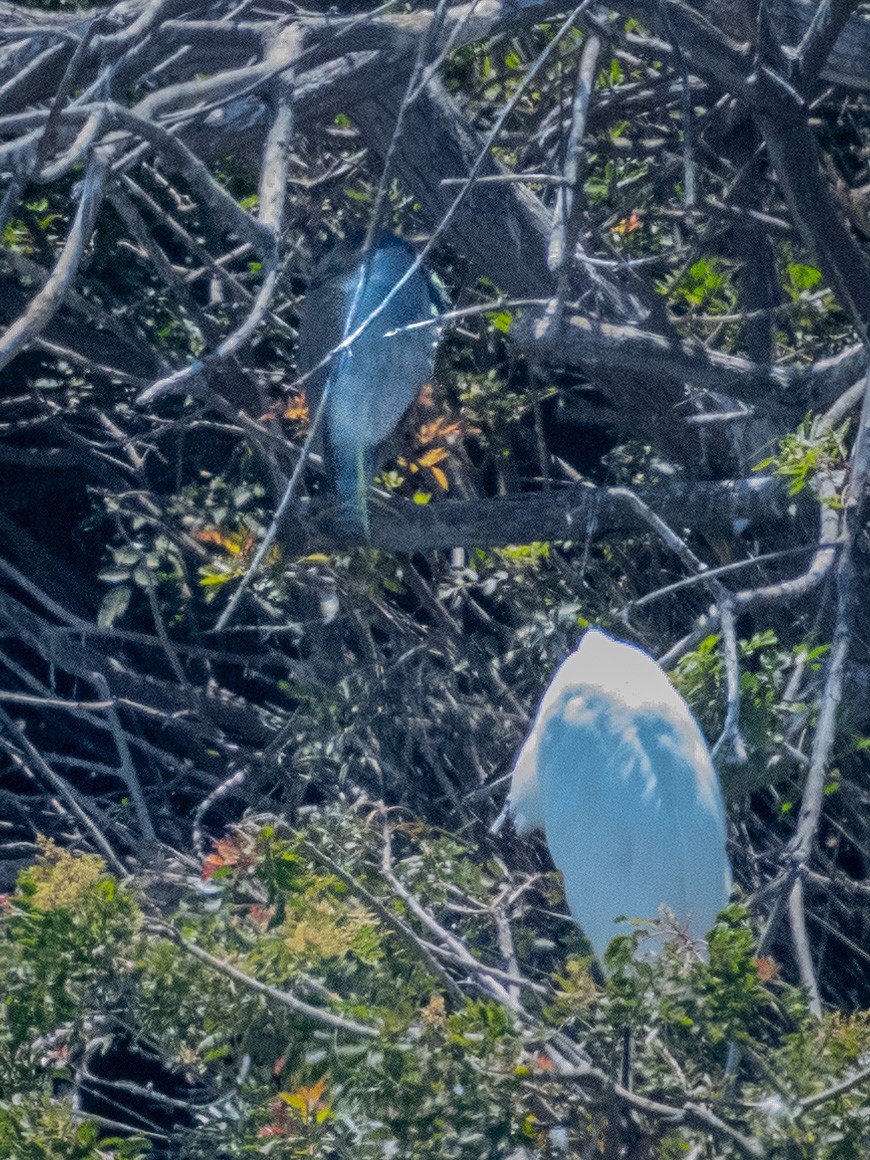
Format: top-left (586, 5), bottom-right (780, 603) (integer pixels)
top-left (0, 148), bottom-right (107, 373)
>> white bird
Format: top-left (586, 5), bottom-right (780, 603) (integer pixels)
top-left (509, 628), bottom-right (731, 963)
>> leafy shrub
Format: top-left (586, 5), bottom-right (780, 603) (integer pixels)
top-left (2, 819), bottom-right (870, 1157)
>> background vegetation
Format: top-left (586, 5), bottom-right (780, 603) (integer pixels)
top-left (0, 0), bottom-right (869, 1154)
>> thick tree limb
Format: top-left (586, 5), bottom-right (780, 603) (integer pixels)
top-left (516, 311), bottom-right (868, 411)
top-left (299, 475), bottom-right (810, 553)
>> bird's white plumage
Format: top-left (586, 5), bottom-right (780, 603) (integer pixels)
top-left (509, 628), bottom-right (731, 962)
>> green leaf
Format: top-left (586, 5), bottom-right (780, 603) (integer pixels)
top-left (97, 584), bottom-right (131, 628)
top-left (98, 567), bottom-right (131, 583)
top-left (486, 310), bottom-right (512, 333)
top-left (788, 263), bottom-right (822, 292)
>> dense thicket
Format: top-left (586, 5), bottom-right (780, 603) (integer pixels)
top-left (0, 0), bottom-right (869, 1154)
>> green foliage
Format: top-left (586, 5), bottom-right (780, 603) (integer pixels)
top-left (2, 197), bottom-right (63, 254)
top-left (97, 463), bottom-right (275, 626)
top-left (755, 413), bottom-right (851, 501)
top-left (0, 1096), bottom-right (149, 1159)
top-left (584, 154), bottom-right (650, 207)
top-left (2, 822), bottom-right (870, 1156)
top-left (773, 241), bottom-right (847, 349)
top-left (1, 841), bottom-right (141, 1049)
top-left (496, 542), bottom-right (550, 566)
top-left (0, 842), bottom-right (149, 1158)
top-left (457, 366), bottom-right (526, 430)
top-left (596, 905), bottom-right (773, 1076)
top-left (664, 256), bottom-right (739, 315)
top-left (486, 309), bottom-right (513, 334)
top-left (674, 631), bottom-right (820, 790)
top-left (787, 263), bottom-right (823, 294)
top-left (584, 911), bottom-right (870, 1157)
top-left (3, 2), bottom-right (869, 1153)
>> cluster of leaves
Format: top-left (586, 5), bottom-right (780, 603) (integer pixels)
top-left (0, 822), bottom-right (524, 1158)
top-left (674, 631), bottom-right (827, 795)
top-left (2, 823), bottom-right (870, 1157)
top-left (754, 414), bottom-right (851, 503)
top-left (0, 841), bottom-right (149, 1159)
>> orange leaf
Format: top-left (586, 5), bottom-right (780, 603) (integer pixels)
top-left (417, 417), bottom-right (449, 442)
top-left (755, 956), bottom-right (780, 982)
top-left (430, 466), bottom-right (449, 491)
top-left (195, 528), bottom-right (253, 558)
top-left (301, 1075), bottom-right (328, 1106)
top-left (195, 528), bottom-right (234, 549)
top-left (417, 447), bottom-right (449, 468)
top-left (613, 211), bottom-right (641, 235)
top-left (278, 1075), bottom-right (328, 1125)
top-left (215, 837), bottom-right (242, 860)
top-left (283, 393), bottom-right (309, 423)
top-left (248, 905), bottom-right (275, 925)
top-left (201, 835), bottom-right (258, 878)
top-left (420, 994), bottom-right (446, 1026)
top-left (201, 855), bottom-right (223, 880)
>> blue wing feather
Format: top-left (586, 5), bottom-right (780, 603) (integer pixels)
top-left (306, 234), bottom-right (441, 532)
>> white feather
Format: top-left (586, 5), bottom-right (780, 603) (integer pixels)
top-left (509, 629), bottom-right (731, 962)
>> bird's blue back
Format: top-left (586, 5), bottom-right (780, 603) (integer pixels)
top-left (301, 234), bottom-right (441, 532)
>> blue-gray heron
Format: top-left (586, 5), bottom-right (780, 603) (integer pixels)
top-left (298, 233), bottom-right (444, 534)
top-left (509, 628), bottom-right (732, 963)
